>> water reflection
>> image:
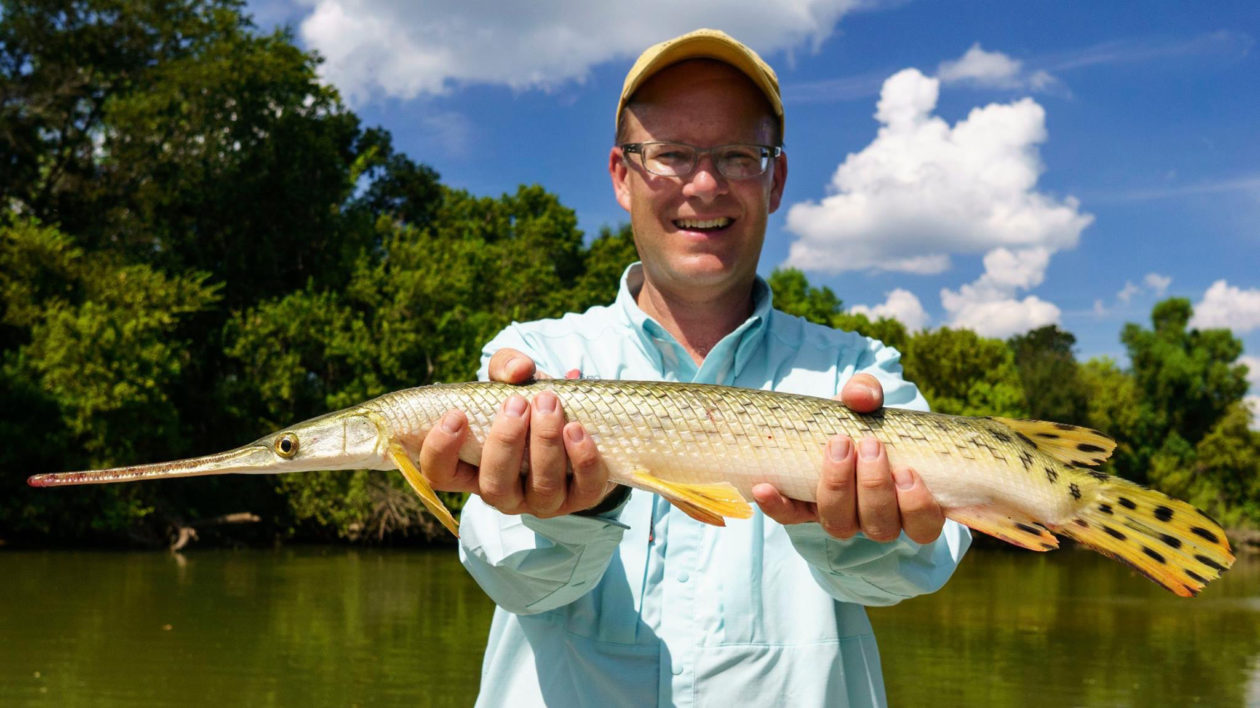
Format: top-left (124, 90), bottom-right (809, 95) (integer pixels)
top-left (870, 550), bottom-right (1260, 707)
top-left (1, 548), bottom-right (1255, 706)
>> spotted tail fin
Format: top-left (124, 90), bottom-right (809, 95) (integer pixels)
top-left (1055, 476), bottom-right (1234, 597)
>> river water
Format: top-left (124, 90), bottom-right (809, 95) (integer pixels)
top-left (1, 547), bottom-right (1256, 706)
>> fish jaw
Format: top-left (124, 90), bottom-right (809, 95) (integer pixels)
top-left (28, 408), bottom-right (394, 487)
top-left (27, 443), bottom-right (278, 487)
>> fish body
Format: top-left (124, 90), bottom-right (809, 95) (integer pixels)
top-left (29, 379), bottom-right (1235, 596)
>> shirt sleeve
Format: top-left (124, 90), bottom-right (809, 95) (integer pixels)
top-left (458, 324), bottom-right (629, 614)
top-left (785, 335), bottom-right (972, 606)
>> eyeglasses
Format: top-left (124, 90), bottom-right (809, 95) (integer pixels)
top-left (620, 141), bottom-right (782, 179)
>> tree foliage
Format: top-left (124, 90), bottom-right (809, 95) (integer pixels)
top-left (1008, 325), bottom-right (1089, 424)
top-left (901, 327), bottom-right (1027, 417)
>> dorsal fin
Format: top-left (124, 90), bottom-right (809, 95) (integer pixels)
top-left (992, 417), bottom-right (1116, 467)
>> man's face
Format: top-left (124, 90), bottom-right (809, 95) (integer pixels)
top-left (610, 60), bottom-right (787, 301)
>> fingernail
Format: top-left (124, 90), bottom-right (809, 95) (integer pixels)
top-left (441, 412), bottom-right (463, 434)
top-left (565, 425), bottom-right (586, 443)
top-left (859, 437), bottom-right (880, 460)
top-left (893, 467), bottom-right (914, 490)
top-left (504, 396), bottom-right (527, 417)
top-left (535, 392), bottom-right (557, 414)
top-left (828, 437), bottom-right (851, 462)
top-left (565, 368), bottom-right (582, 380)
top-left (510, 356), bottom-right (530, 378)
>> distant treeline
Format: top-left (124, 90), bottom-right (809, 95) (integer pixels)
top-left (2, 1), bottom-right (1255, 546)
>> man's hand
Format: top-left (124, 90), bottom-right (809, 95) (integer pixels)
top-left (751, 373), bottom-right (946, 544)
top-left (418, 348), bottom-right (617, 517)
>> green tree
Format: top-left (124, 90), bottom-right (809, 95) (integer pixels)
top-left (766, 267), bottom-right (911, 352)
top-left (0, 0), bottom-right (443, 543)
top-left (902, 327), bottom-right (1027, 417)
top-left (1121, 298), bottom-right (1248, 484)
top-left (767, 268), bottom-right (842, 325)
top-left (1077, 356), bottom-right (1144, 479)
top-left (1007, 325), bottom-right (1088, 424)
top-left (220, 188), bottom-right (639, 540)
top-left (1, 218), bottom-right (221, 539)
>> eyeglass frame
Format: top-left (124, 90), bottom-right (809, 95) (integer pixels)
top-left (618, 141), bottom-right (784, 180)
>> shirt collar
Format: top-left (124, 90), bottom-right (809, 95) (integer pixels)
top-left (613, 262), bottom-right (773, 383)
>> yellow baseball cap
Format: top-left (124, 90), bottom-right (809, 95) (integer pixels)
top-left (617, 28), bottom-right (784, 141)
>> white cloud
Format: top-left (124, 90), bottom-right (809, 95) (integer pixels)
top-left (850, 288), bottom-right (929, 330)
top-left (1116, 272), bottom-right (1171, 305)
top-left (1144, 272), bottom-right (1172, 296)
top-left (937, 43), bottom-right (1059, 91)
top-left (784, 69), bottom-right (1092, 275)
top-left (1117, 281), bottom-right (1141, 304)
top-left (938, 44), bottom-right (1022, 86)
top-left (783, 68), bottom-right (1091, 337)
top-left (939, 248), bottom-right (1062, 337)
top-left (1190, 280), bottom-right (1260, 333)
top-left (1241, 355), bottom-right (1260, 388)
top-left (295, 0), bottom-right (866, 103)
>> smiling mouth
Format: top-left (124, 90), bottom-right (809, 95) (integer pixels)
top-left (674, 217), bottom-right (733, 232)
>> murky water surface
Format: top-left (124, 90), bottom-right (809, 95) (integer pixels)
top-left (2, 547), bottom-right (1256, 706)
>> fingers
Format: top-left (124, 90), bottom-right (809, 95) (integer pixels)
top-left (418, 410), bottom-right (479, 493)
top-left (562, 422), bottom-right (611, 512)
top-left (524, 391), bottom-right (568, 515)
top-left (839, 373), bottom-right (883, 413)
top-left (456, 388), bottom-right (609, 518)
top-left (816, 436), bottom-right (859, 538)
top-left (477, 395), bottom-right (529, 512)
top-left (753, 483), bottom-right (818, 525)
top-left (892, 467), bottom-right (946, 544)
top-left (809, 434), bottom-right (937, 545)
top-left (853, 437), bottom-right (900, 542)
top-left (487, 348), bottom-right (541, 383)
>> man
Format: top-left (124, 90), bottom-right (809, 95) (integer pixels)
top-left (420, 29), bottom-right (970, 707)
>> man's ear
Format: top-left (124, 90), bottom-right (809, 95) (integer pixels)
top-left (610, 147), bottom-right (633, 213)
top-left (768, 151), bottom-right (788, 214)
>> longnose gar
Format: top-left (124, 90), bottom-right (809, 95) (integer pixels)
top-left (29, 380), bottom-right (1234, 596)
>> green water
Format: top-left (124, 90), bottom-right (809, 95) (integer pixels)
top-left (1, 547), bottom-right (1256, 707)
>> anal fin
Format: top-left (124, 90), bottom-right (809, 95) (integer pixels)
top-left (949, 506), bottom-right (1060, 552)
top-left (389, 442), bottom-right (460, 538)
top-left (630, 468), bottom-right (753, 527)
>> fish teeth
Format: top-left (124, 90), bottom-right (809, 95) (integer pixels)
top-left (676, 217), bottom-right (732, 229)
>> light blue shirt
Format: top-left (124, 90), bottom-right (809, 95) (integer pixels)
top-left (460, 264), bottom-right (970, 707)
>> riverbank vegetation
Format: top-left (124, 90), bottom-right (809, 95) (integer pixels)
top-left (2, 0), bottom-right (1255, 547)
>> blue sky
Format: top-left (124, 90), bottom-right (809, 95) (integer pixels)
top-left (249, 0), bottom-right (1259, 408)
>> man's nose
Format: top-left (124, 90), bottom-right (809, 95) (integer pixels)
top-left (682, 155), bottom-right (727, 200)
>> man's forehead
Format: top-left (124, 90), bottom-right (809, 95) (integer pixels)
top-left (625, 60), bottom-right (777, 141)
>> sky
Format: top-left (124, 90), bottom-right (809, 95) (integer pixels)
top-left (248, 0), bottom-right (1260, 411)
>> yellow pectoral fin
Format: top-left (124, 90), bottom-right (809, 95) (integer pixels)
top-left (389, 443), bottom-right (460, 538)
top-left (630, 469), bottom-right (753, 527)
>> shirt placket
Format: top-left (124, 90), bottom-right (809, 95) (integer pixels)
top-left (659, 511), bottom-right (700, 705)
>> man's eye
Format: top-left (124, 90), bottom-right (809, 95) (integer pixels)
top-left (721, 148), bottom-right (759, 163)
top-left (653, 149), bottom-right (692, 162)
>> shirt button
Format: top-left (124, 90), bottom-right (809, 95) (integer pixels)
top-left (671, 663), bottom-right (684, 676)
top-left (677, 571), bottom-right (689, 583)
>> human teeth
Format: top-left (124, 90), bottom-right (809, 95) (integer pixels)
top-left (676, 218), bottom-right (732, 229)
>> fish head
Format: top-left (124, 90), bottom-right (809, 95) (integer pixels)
top-left (28, 408), bottom-right (392, 487)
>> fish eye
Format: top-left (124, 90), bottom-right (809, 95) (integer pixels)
top-left (274, 433), bottom-right (299, 459)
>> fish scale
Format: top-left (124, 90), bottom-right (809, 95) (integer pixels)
top-left (29, 379), bottom-right (1235, 597)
